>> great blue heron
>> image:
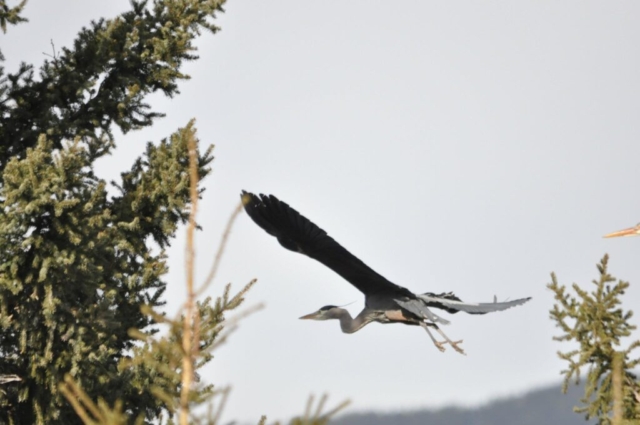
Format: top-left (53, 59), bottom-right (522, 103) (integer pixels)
top-left (604, 223), bottom-right (640, 238)
top-left (242, 191), bottom-right (531, 354)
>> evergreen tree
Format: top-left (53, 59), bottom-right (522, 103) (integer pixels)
top-left (0, 1), bottom-right (233, 423)
top-left (548, 255), bottom-right (640, 425)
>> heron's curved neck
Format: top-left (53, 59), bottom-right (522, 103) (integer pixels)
top-left (329, 308), bottom-right (373, 334)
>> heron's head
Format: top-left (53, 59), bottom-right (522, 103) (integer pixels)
top-left (604, 223), bottom-right (640, 238)
top-left (299, 305), bottom-right (340, 320)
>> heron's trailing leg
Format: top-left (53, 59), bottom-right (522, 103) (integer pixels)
top-left (432, 324), bottom-right (465, 355)
top-left (418, 322), bottom-right (465, 355)
top-left (418, 322), bottom-right (447, 352)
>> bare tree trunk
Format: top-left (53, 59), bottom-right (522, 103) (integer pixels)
top-left (180, 127), bottom-right (200, 425)
top-left (612, 351), bottom-right (624, 425)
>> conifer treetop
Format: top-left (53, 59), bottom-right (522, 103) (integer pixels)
top-left (0, 0), bottom-right (225, 171)
top-left (549, 254), bottom-right (640, 424)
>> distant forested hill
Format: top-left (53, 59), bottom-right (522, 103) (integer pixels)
top-left (332, 382), bottom-right (593, 425)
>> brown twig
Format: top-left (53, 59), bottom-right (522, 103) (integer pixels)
top-left (194, 200), bottom-right (245, 298)
top-left (313, 394), bottom-right (328, 419)
top-left (59, 375), bottom-right (104, 425)
top-left (321, 399), bottom-right (351, 421)
top-left (212, 386), bottom-right (231, 424)
top-left (303, 394), bottom-right (314, 424)
top-left (210, 301), bottom-right (264, 352)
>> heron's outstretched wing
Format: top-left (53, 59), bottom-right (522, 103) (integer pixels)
top-left (418, 292), bottom-right (532, 315)
top-left (393, 293), bottom-right (530, 324)
top-left (242, 191), bottom-right (412, 297)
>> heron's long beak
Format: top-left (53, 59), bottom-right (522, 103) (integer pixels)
top-left (299, 312), bottom-right (320, 320)
top-left (604, 225), bottom-right (640, 238)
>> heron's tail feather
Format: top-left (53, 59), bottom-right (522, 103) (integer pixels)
top-left (393, 299), bottom-right (451, 325)
top-left (418, 293), bottom-right (531, 315)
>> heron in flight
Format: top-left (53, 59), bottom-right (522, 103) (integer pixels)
top-left (604, 223), bottom-right (640, 238)
top-left (242, 191), bottom-right (531, 354)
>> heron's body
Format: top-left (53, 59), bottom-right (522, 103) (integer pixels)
top-left (242, 191), bottom-right (531, 354)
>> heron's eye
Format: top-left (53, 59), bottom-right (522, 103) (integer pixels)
top-left (319, 305), bottom-right (337, 311)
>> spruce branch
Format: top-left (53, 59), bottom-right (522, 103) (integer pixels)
top-left (264, 395), bottom-right (351, 425)
top-left (0, 0), bottom-right (27, 34)
top-left (0, 0), bottom-right (227, 172)
top-left (57, 123), bottom-right (260, 424)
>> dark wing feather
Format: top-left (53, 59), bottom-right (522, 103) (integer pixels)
top-left (242, 191), bottom-right (412, 297)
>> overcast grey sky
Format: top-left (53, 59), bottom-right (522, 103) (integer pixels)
top-left (4, 1), bottom-right (640, 422)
